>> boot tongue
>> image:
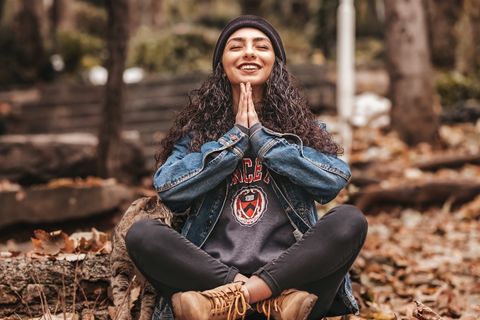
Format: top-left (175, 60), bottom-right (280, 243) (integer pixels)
top-left (240, 285), bottom-right (251, 304)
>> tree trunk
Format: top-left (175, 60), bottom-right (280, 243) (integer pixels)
top-left (424, 0), bottom-right (462, 68)
top-left (384, 0), bottom-right (439, 145)
top-left (0, 0), bottom-right (6, 23)
top-left (97, 0), bottom-right (129, 179)
top-left (313, 0), bottom-right (337, 58)
top-left (455, 0), bottom-right (480, 75)
top-left (13, 0), bottom-right (49, 83)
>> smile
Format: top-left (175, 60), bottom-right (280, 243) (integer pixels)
top-left (238, 63), bottom-right (262, 72)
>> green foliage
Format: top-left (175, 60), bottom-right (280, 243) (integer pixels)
top-left (128, 26), bottom-right (218, 73)
top-left (57, 30), bottom-right (104, 73)
top-left (75, 1), bottom-right (107, 38)
top-left (163, 0), bottom-right (239, 27)
top-left (355, 38), bottom-right (385, 65)
top-left (436, 72), bottom-right (480, 108)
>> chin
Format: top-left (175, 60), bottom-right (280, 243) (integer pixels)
top-left (236, 77), bottom-right (267, 86)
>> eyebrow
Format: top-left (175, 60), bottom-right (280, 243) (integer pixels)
top-left (226, 37), bottom-right (271, 44)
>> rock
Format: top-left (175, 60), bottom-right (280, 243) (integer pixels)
top-left (352, 92), bottom-right (391, 128)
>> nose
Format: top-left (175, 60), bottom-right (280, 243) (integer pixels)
top-left (244, 43), bottom-right (256, 58)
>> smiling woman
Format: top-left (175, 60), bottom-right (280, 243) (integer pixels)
top-left (222, 28), bottom-right (275, 110)
top-left (222, 29), bottom-right (275, 83)
top-left (123, 15), bottom-right (368, 320)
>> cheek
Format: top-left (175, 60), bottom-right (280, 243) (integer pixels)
top-left (222, 56), bottom-right (238, 76)
top-left (223, 67), bottom-right (240, 84)
top-left (262, 55), bottom-right (275, 72)
top-left (264, 62), bottom-right (275, 78)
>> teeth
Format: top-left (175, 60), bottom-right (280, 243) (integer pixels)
top-left (240, 65), bottom-right (259, 70)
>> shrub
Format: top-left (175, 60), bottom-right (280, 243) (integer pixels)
top-left (436, 72), bottom-right (480, 109)
top-left (128, 26), bottom-right (217, 74)
top-left (57, 30), bottom-right (105, 73)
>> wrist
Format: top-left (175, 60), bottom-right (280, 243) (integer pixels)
top-left (235, 123), bottom-right (249, 135)
top-left (249, 122), bottom-right (262, 136)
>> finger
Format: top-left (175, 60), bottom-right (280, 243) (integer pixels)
top-left (247, 84), bottom-right (260, 125)
top-left (238, 83), bottom-right (246, 113)
top-left (236, 84), bottom-right (248, 127)
top-left (245, 83), bottom-right (252, 127)
top-left (245, 83), bottom-right (250, 109)
top-left (247, 83), bottom-right (254, 113)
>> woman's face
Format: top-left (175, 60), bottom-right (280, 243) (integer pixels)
top-left (221, 27), bottom-right (275, 86)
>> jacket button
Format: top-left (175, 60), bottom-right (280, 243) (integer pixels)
top-left (229, 134), bottom-right (238, 141)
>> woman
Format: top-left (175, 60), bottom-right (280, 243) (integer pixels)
top-left (126, 15), bottom-right (368, 320)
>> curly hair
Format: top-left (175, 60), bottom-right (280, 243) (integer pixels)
top-left (155, 60), bottom-right (342, 168)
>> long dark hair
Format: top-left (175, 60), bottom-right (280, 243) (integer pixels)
top-left (155, 60), bottom-right (342, 168)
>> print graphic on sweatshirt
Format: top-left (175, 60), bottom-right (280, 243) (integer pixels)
top-left (230, 156), bottom-right (270, 226)
top-left (232, 186), bottom-right (268, 226)
top-left (231, 157), bottom-right (270, 185)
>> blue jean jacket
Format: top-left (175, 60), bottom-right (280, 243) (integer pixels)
top-left (151, 123), bottom-right (359, 319)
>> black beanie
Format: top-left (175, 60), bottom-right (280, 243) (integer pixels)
top-left (212, 15), bottom-right (287, 70)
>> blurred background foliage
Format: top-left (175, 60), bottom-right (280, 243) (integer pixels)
top-left (0, 0), bottom-right (479, 111)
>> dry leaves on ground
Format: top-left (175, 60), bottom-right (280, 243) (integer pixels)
top-left (27, 227), bottom-right (112, 258)
top-left (342, 196), bottom-right (480, 320)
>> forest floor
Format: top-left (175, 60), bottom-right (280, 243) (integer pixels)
top-left (343, 199), bottom-right (480, 320)
top-left (328, 121), bottom-right (480, 320)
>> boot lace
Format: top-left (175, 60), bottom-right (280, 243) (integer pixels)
top-left (202, 285), bottom-right (249, 320)
top-left (256, 294), bottom-right (286, 320)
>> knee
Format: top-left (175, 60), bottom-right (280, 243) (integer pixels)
top-left (330, 205), bottom-right (368, 243)
top-left (125, 219), bottom-right (146, 255)
top-left (125, 218), bottom-right (172, 257)
top-left (125, 219), bottom-right (157, 257)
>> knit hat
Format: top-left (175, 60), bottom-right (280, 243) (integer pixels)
top-left (212, 15), bottom-right (287, 70)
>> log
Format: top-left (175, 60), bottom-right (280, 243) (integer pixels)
top-left (0, 253), bottom-right (111, 319)
top-left (415, 153), bottom-right (480, 171)
top-left (0, 180), bottom-right (134, 228)
top-left (350, 179), bottom-right (480, 212)
top-left (0, 132), bottom-right (147, 185)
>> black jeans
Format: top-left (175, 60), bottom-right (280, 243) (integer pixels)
top-left (125, 204), bottom-right (368, 319)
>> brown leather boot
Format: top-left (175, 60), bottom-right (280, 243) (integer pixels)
top-left (171, 282), bottom-right (251, 320)
top-left (255, 289), bottom-right (318, 320)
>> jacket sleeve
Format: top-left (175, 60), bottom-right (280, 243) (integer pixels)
top-left (249, 123), bottom-right (351, 204)
top-left (153, 125), bottom-right (249, 212)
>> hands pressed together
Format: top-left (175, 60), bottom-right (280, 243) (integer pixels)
top-left (235, 82), bottom-right (260, 129)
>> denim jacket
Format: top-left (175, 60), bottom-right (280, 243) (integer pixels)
top-left (151, 123), bottom-right (359, 319)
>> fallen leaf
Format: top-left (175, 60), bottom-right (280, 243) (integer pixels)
top-left (31, 229), bottom-right (75, 255)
